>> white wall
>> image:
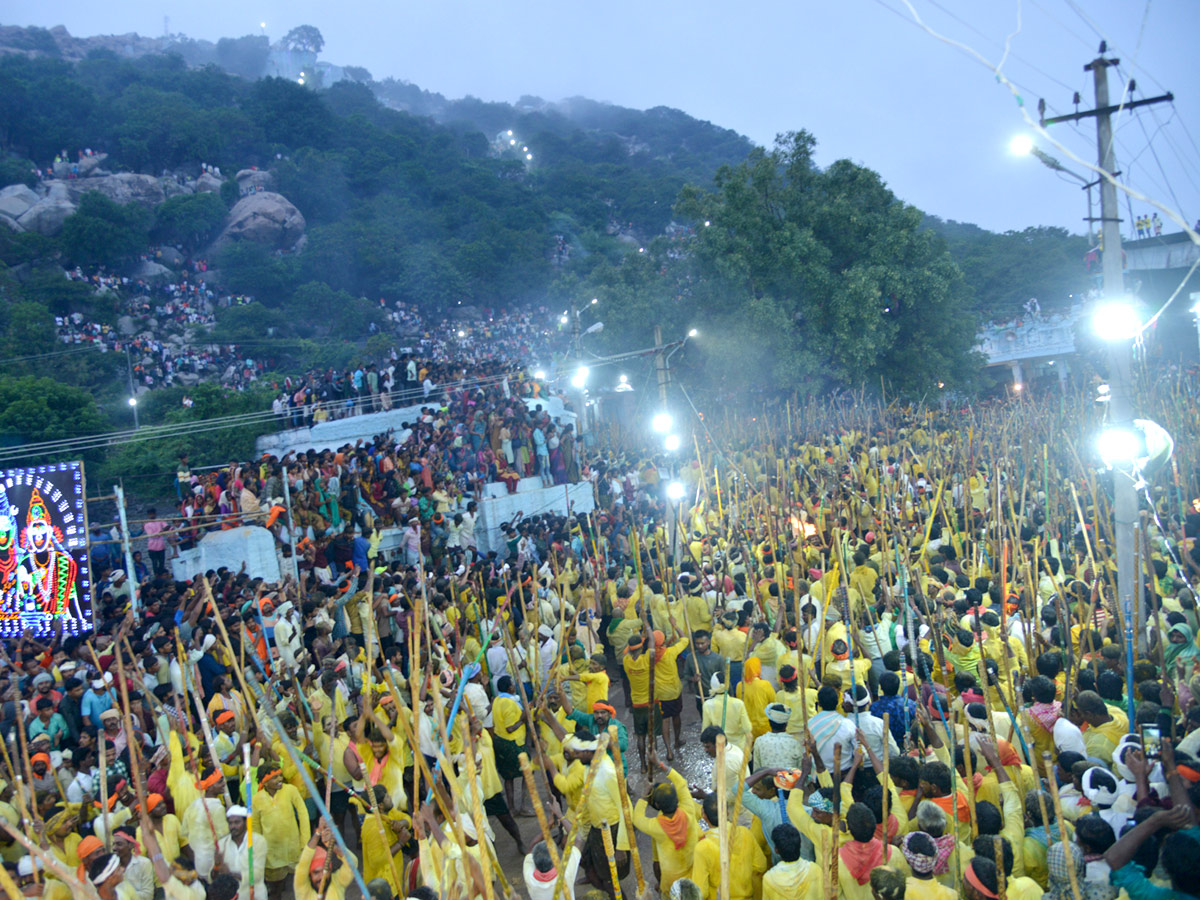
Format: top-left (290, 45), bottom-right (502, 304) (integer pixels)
top-left (170, 525), bottom-right (281, 582)
top-left (255, 395), bottom-right (575, 458)
top-left (373, 477), bottom-right (595, 557)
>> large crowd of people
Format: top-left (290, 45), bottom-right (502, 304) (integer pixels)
top-left (5, 344), bottom-right (1200, 900)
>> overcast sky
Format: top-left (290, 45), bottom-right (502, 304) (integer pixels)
top-left (8, 0), bottom-right (1198, 236)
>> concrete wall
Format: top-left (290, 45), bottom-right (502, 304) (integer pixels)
top-left (255, 395), bottom-right (575, 458)
top-left (373, 477), bottom-right (595, 557)
top-left (170, 525), bottom-right (281, 582)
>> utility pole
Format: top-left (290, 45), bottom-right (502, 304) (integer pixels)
top-left (125, 347), bottom-right (139, 429)
top-left (653, 324), bottom-right (668, 409)
top-left (1042, 47), bottom-right (1172, 676)
top-left (569, 297), bottom-right (588, 435)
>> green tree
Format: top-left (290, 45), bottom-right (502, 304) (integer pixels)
top-left (673, 131), bottom-right (981, 396)
top-left (280, 25), bottom-right (324, 54)
top-left (211, 303), bottom-right (287, 342)
top-left (153, 192), bottom-right (228, 249)
top-left (59, 192), bottom-right (151, 267)
top-left (0, 374), bottom-right (108, 450)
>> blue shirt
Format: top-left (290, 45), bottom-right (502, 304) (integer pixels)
top-left (872, 694), bottom-right (919, 746)
top-left (352, 537), bottom-right (371, 571)
top-left (81, 688), bottom-right (114, 729)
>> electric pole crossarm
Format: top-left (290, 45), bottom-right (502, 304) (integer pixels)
top-left (1041, 91), bottom-right (1174, 126)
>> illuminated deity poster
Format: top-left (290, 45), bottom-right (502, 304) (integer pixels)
top-left (0, 463), bottom-right (93, 636)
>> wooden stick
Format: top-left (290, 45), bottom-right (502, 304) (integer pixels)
top-left (599, 818), bottom-right (625, 900)
top-left (461, 731), bottom-right (496, 900)
top-left (881, 712), bottom-right (890, 843)
top-left (994, 834), bottom-right (1008, 900)
top-left (519, 752), bottom-right (560, 868)
top-left (828, 743), bottom-right (842, 900)
top-left (1043, 751), bottom-right (1083, 900)
top-left (716, 734), bottom-right (729, 900)
top-left (549, 732), bottom-right (611, 900)
top-left (608, 724), bottom-right (646, 897)
top-left (961, 710), bottom-right (978, 841)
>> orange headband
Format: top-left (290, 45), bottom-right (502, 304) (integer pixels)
top-left (31, 752), bottom-right (51, 768)
top-left (964, 863), bottom-right (999, 899)
top-left (215, 711), bottom-right (235, 725)
top-left (1178, 765), bottom-right (1200, 783)
top-left (259, 769), bottom-right (283, 787)
top-left (197, 770), bottom-right (223, 791)
top-left (592, 702), bottom-right (617, 717)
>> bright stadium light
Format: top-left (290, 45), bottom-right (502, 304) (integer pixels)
top-left (1093, 302), bottom-right (1141, 342)
top-left (651, 413), bottom-right (673, 433)
top-left (1098, 428), bottom-right (1141, 468)
top-left (666, 482), bottom-right (686, 501)
top-left (664, 434), bottom-right (681, 452)
top-left (570, 366), bottom-right (589, 388)
top-left (1009, 134), bottom-right (1035, 156)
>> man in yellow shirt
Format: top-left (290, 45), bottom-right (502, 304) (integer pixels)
top-left (631, 761), bottom-right (698, 896)
top-left (622, 631), bottom-right (656, 772)
top-left (252, 768), bottom-right (311, 899)
top-left (711, 613), bottom-right (747, 691)
top-left (763, 822), bottom-right (821, 900)
top-left (653, 627), bottom-right (690, 761)
top-left (691, 791), bottom-right (766, 900)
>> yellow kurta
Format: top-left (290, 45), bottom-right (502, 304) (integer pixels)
top-left (138, 814), bottom-right (184, 877)
top-left (631, 768), bottom-right (698, 894)
top-left (252, 783), bottom-right (311, 870)
top-left (359, 806), bottom-right (409, 897)
top-left (691, 827), bottom-right (766, 900)
top-left (356, 735), bottom-right (410, 810)
top-left (293, 846), bottom-right (355, 900)
top-left (701, 693), bottom-right (752, 756)
top-left (737, 677), bottom-right (777, 738)
top-left (764, 858), bottom-right (823, 900)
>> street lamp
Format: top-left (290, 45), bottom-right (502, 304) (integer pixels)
top-left (1097, 427), bottom-right (1141, 469)
top-left (1092, 301), bottom-right (1142, 342)
top-left (651, 413), bottom-right (673, 434)
top-left (1011, 134), bottom-right (1098, 241)
top-left (128, 396), bottom-right (139, 429)
top-left (688, 328), bottom-right (698, 338)
top-left (570, 366), bottom-right (589, 389)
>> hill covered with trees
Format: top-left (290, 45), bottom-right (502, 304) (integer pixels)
top-left (0, 25), bottom-right (1092, 435)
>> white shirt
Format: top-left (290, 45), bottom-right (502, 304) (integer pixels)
top-left (853, 708), bottom-right (900, 762)
top-left (486, 645), bottom-right (512, 693)
top-left (1053, 717), bottom-right (1088, 757)
top-left (124, 854), bottom-right (156, 900)
top-left (217, 830), bottom-right (268, 900)
top-left (523, 846), bottom-right (582, 900)
top-left (464, 682), bottom-right (493, 728)
top-left (460, 512), bottom-right (476, 547)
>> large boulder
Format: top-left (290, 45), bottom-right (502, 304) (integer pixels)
top-left (117, 315), bottom-right (137, 336)
top-left (158, 246), bottom-right (185, 266)
top-left (16, 197), bottom-right (77, 235)
top-left (0, 213), bottom-right (23, 232)
top-left (66, 173), bottom-right (169, 207)
top-left (52, 153), bottom-right (107, 179)
top-left (0, 185), bottom-right (39, 220)
top-left (132, 260), bottom-right (173, 281)
top-left (215, 192), bottom-right (305, 250)
top-left (194, 172), bottom-right (224, 193)
top-left (235, 168), bottom-right (275, 193)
